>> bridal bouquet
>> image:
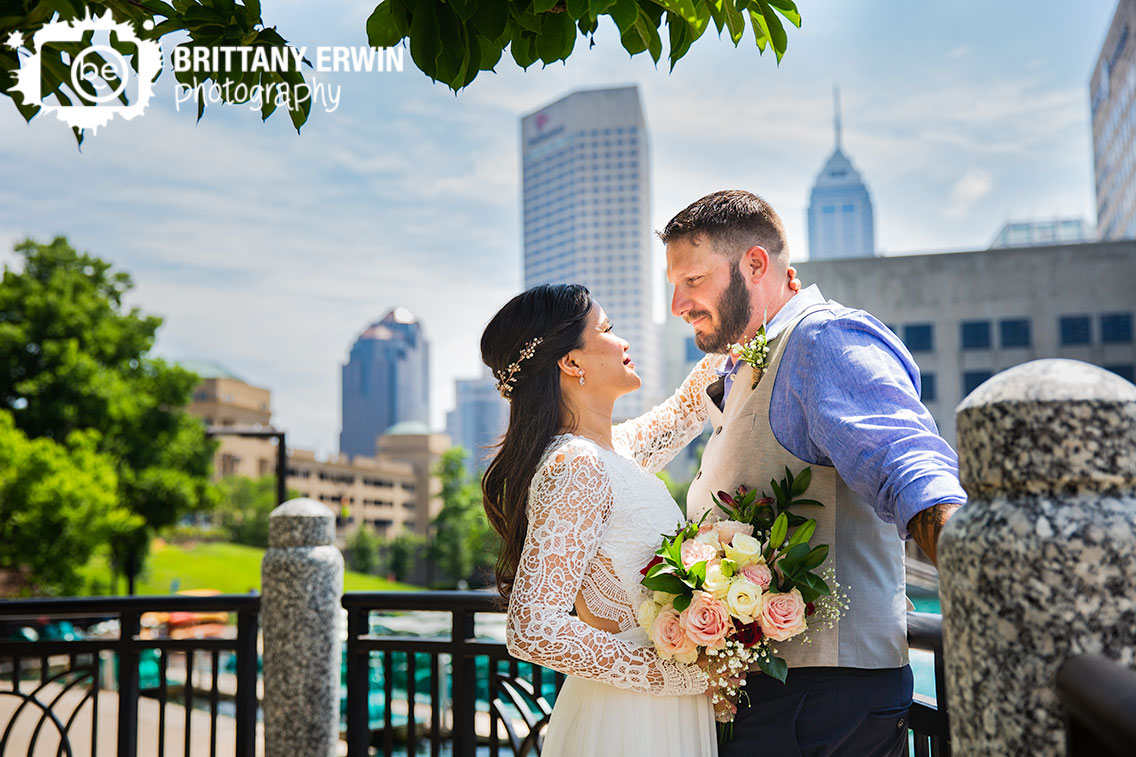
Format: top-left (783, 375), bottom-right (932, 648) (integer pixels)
top-left (637, 467), bottom-right (846, 726)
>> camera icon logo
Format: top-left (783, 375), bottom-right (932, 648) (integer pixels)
top-left (9, 11), bottom-right (162, 134)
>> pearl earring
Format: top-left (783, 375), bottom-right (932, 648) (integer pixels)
top-left (578, 371), bottom-right (585, 386)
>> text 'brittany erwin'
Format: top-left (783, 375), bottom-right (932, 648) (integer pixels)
top-left (169, 45), bottom-right (406, 74)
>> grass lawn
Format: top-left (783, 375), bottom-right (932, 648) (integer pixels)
top-left (79, 539), bottom-right (417, 595)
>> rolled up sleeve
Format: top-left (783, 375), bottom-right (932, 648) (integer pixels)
top-left (783, 313), bottom-right (967, 539)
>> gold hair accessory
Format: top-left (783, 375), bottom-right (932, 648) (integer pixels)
top-left (495, 337), bottom-right (544, 399)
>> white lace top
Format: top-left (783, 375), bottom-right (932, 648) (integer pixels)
top-left (505, 355), bottom-right (720, 695)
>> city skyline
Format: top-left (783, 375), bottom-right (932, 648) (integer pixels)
top-left (0, 1), bottom-right (1117, 456)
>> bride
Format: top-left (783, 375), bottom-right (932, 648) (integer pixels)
top-left (479, 277), bottom-right (796, 756)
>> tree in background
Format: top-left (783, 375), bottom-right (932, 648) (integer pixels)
top-left (430, 447), bottom-right (499, 587)
top-left (385, 531), bottom-right (425, 583)
top-left (214, 475), bottom-right (298, 548)
top-left (0, 237), bottom-right (216, 594)
top-left (346, 524), bottom-right (384, 575)
top-left (0, 410), bottom-right (139, 595)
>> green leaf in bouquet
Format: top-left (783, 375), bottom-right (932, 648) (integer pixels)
top-left (672, 592), bottom-right (693, 612)
top-left (642, 573), bottom-right (690, 595)
top-left (770, 477), bottom-right (785, 507)
top-left (801, 571), bottom-right (830, 598)
top-left (790, 466), bottom-right (811, 497)
top-left (757, 651), bottom-right (788, 683)
top-left (741, 488), bottom-right (758, 506)
top-left (785, 513), bottom-right (808, 527)
top-left (802, 544), bottom-right (829, 571)
top-left (792, 499), bottom-right (825, 507)
top-left (783, 465), bottom-right (795, 493)
top-left (786, 518), bottom-right (816, 549)
top-left (769, 512), bottom-right (788, 550)
top-left (796, 583), bottom-right (820, 604)
top-left (720, 559), bottom-right (738, 577)
top-left (645, 561), bottom-right (669, 579)
top-left (688, 560), bottom-right (708, 585)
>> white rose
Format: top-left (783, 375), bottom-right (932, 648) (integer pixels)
top-left (653, 591), bottom-right (677, 606)
top-left (702, 562), bottom-right (731, 599)
top-left (638, 598), bottom-right (660, 639)
top-left (724, 532), bottom-right (763, 567)
top-left (725, 577), bottom-right (764, 624)
top-left (694, 529), bottom-right (722, 547)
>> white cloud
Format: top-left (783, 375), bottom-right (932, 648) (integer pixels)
top-left (947, 45), bottom-right (970, 60)
top-left (944, 168), bottom-right (994, 218)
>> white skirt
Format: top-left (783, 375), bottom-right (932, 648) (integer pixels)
top-left (541, 629), bottom-right (718, 757)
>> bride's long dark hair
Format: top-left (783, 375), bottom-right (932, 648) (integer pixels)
top-left (480, 284), bottom-right (593, 599)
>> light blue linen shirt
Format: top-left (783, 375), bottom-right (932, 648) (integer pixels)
top-left (714, 285), bottom-right (966, 538)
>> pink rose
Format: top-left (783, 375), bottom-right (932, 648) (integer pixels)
top-left (680, 540), bottom-right (718, 569)
top-left (653, 607), bottom-right (698, 663)
top-left (758, 588), bottom-right (808, 642)
top-left (715, 520), bottom-right (753, 548)
top-left (680, 591), bottom-right (731, 649)
top-left (740, 562), bottom-right (773, 591)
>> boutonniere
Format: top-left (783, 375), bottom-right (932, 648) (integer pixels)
top-left (728, 315), bottom-right (770, 390)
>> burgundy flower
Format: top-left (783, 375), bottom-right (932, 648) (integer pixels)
top-left (717, 491), bottom-right (736, 507)
top-left (640, 555), bottom-right (664, 577)
top-left (737, 485), bottom-right (749, 497)
top-left (757, 497), bottom-right (774, 507)
top-left (734, 620), bottom-right (764, 648)
top-left (805, 602), bottom-right (816, 617)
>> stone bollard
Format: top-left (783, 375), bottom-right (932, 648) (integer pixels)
top-left (262, 499), bottom-right (344, 757)
top-left (939, 359), bottom-right (1136, 755)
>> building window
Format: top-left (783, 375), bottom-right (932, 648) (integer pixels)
top-left (1104, 364), bottom-right (1135, 383)
top-left (1059, 315), bottom-right (1092, 345)
top-left (960, 321), bottom-right (991, 350)
top-left (962, 370), bottom-right (993, 396)
top-left (1101, 313), bottom-right (1133, 343)
top-left (903, 324), bottom-right (934, 352)
top-left (1000, 319), bottom-right (1032, 349)
top-left (921, 373), bottom-right (937, 403)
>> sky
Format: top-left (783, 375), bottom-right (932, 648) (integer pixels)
top-left (0, 0), bottom-right (1120, 456)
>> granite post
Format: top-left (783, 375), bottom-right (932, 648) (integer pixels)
top-left (939, 359), bottom-right (1136, 755)
top-left (262, 499), bottom-right (344, 756)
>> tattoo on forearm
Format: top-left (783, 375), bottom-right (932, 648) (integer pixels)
top-left (910, 503), bottom-right (962, 566)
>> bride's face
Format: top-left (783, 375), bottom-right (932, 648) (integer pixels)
top-left (569, 303), bottom-right (642, 398)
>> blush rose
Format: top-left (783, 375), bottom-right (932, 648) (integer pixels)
top-left (680, 591), bottom-right (731, 649)
top-left (759, 588), bottom-right (808, 642)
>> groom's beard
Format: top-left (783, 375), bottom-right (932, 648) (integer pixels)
top-left (691, 266), bottom-right (752, 354)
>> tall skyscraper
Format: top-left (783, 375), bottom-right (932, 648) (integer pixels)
top-left (445, 374), bottom-right (509, 471)
top-left (521, 86), bottom-right (660, 418)
top-left (339, 307), bottom-right (430, 458)
top-left (1091, 0), bottom-right (1136, 240)
top-left (807, 87), bottom-right (877, 260)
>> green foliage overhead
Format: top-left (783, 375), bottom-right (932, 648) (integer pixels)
top-left (0, 236), bottom-right (217, 593)
top-left (1, 0), bottom-right (801, 143)
top-left (366, 0), bottom-right (801, 90)
top-left (0, 410), bottom-right (139, 595)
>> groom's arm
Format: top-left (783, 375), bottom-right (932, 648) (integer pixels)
top-left (907, 503), bottom-right (961, 566)
top-left (774, 311), bottom-right (967, 556)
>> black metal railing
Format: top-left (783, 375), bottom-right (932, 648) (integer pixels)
top-left (343, 592), bottom-right (951, 757)
top-left (1057, 654), bottom-right (1136, 756)
top-left (907, 611), bottom-right (949, 757)
top-left (0, 594), bottom-right (260, 757)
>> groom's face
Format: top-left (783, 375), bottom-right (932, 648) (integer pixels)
top-left (666, 237), bottom-right (753, 354)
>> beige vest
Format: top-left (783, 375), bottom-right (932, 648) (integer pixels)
top-left (687, 303), bottom-right (908, 669)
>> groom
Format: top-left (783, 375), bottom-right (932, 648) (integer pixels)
top-left (662, 190), bottom-right (965, 756)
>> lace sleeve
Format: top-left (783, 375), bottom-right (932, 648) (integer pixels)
top-left (613, 354), bottom-right (720, 473)
top-left (506, 439), bottom-right (708, 696)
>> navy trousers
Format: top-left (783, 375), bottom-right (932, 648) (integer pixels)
top-left (718, 666), bottom-right (913, 757)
